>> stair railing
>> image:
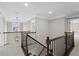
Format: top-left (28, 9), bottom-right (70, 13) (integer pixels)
top-left (21, 31), bottom-right (74, 56)
top-left (21, 32), bottom-right (47, 56)
top-left (64, 31), bottom-right (75, 55)
top-left (46, 31), bottom-right (74, 56)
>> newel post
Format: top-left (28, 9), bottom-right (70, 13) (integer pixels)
top-left (64, 32), bottom-right (67, 55)
top-left (46, 37), bottom-right (50, 56)
top-left (26, 33), bottom-right (29, 56)
top-left (73, 31), bottom-right (74, 46)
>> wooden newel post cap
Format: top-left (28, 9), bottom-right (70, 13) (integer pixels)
top-left (46, 37), bottom-right (49, 44)
top-left (47, 37), bottom-right (49, 39)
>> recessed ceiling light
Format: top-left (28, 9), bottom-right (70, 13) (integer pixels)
top-left (48, 11), bottom-right (52, 14)
top-left (24, 3), bottom-right (28, 7)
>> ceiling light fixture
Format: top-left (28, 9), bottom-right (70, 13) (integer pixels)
top-left (24, 3), bottom-right (28, 7)
top-left (48, 11), bottom-right (52, 14)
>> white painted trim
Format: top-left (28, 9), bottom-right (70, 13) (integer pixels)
top-left (25, 15), bottom-right (68, 22)
top-left (0, 7), bottom-right (68, 23)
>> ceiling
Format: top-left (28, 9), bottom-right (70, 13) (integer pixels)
top-left (0, 2), bottom-right (79, 22)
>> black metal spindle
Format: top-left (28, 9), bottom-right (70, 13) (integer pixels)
top-left (53, 41), bottom-right (55, 56)
top-left (51, 41), bottom-right (53, 55)
top-left (21, 32), bottom-right (23, 48)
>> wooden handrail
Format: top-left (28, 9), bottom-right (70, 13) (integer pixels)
top-left (50, 35), bottom-right (65, 41)
top-left (38, 47), bottom-right (45, 56)
top-left (64, 31), bottom-right (74, 33)
top-left (3, 31), bottom-right (36, 34)
top-left (27, 35), bottom-right (47, 48)
top-left (64, 32), bottom-right (72, 33)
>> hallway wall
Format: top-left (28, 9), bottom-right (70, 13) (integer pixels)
top-left (0, 12), bottom-right (6, 46)
top-left (35, 17), bottom-right (49, 45)
top-left (48, 17), bottom-right (68, 39)
top-left (23, 20), bottom-right (31, 31)
top-left (20, 16), bottom-right (69, 46)
top-left (23, 17), bottom-right (36, 32)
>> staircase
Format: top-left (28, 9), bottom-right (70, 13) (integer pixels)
top-left (21, 31), bottom-right (75, 56)
top-left (21, 32), bottom-right (47, 56)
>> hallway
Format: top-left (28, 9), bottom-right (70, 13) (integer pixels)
top-left (0, 2), bottom-right (78, 56)
top-left (70, 37), bottom-right (79, 56)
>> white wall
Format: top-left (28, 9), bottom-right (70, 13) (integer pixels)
top-left (0, 13), bottom-right (6, 46)
top-left (48, 17), bottom-right (68, 39)
top-left (4, 19), bottom-right (7, 45)
top-left (23, 17), bottom-right (49, 45)
top-left (35, 17), bottom-right (49, 45)
top-left (24, 16), bottom-right (68, 46)
top-left (23, 21), bottom-right (31, 31)
top-left (23, 17), bottom-right (36, 32)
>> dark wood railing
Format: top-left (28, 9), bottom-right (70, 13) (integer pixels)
top-left (46, 37), bottom-right (50, 56)
top-left (46, 36), bottom-right (65, 56)
top-left (21, 32), bottom-right (47, 56)
top-left (46, 31), bottom-right (74, 56)
top-left (38, 47), bottom-right (45, 56)
top-left (21, 31), bottom-right (74, 56)
top-left (27, 35), bottom-right (47, 48)
top-left (64, 31), bottom-right (74, 55)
